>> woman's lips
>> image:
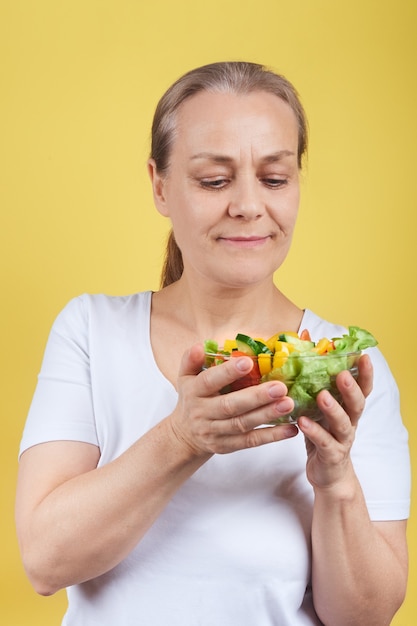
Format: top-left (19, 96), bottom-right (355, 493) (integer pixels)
top-left (217, 235), bottom-right (272, 248)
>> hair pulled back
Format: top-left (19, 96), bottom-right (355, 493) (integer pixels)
top-left (150, 61), bottom-right (308, 288)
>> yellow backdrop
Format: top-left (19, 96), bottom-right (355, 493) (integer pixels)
top-left (1, 1), bottom-right (416, 623)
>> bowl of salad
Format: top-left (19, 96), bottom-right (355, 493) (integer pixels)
top-left (204, 326), bottom-right (377, 424)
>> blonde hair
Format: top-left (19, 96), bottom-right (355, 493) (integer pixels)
top-left (150, 61), bottom-right (308, 287)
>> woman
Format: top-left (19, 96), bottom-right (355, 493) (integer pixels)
top-left (16, 62), bottom-right (410, 625)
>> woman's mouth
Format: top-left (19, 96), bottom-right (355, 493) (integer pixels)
top-left (217, 235), bottom-right (272, 248)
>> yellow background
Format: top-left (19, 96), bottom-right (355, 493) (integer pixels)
top-left (1, 1), bottom-right (416, 623)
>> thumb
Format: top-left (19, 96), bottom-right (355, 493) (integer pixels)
top-left (178, 343), bottom-right (206, 377)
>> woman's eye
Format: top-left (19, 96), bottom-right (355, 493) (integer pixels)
top-left (262, 177), bottom-right (288, 188)
top-left (200, 178), bottom-right (229, 190)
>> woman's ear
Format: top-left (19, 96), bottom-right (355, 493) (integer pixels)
top-left (147, 159), bottom-right (169, 217)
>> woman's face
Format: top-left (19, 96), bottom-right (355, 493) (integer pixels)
top-left (150, 89), bottom-right (300, 289)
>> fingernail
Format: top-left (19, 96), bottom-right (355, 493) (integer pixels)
top-left (276, 399), bottom-right (293, 413)
top-left (236, 357), bottom-right (251, 372)
top-left (268, 385), bottom-right (284, 399)
top-left (298, 416), bottom-right (309, 429)
top-left (284, 425), bottom-right (298, 438)
top-left (322, 392), bottom-right (333, 407)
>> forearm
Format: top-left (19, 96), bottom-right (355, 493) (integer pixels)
top-left (20, 418), bottom-right (210, 595)
top-left (18, 351), bottom-right (300, 596)
top-left (311, 463), bottom-right (407, 626)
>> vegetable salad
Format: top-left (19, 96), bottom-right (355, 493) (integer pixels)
top-left (204, 326), bottom-right (378, 422)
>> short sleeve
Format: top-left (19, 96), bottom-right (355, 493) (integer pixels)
top-left (350, 346), bottom-right (411, 521)
top-left (19, 295), bottom-right (99, 457)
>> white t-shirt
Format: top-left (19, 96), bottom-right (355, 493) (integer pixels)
top-left (20, 292), bottom-right (411, 626)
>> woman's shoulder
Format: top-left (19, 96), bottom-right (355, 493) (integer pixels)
top-left (54, 291), bottom-right (153, 323)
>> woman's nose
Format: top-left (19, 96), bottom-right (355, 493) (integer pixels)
top-left (228, 177), bottom-right (264, 220)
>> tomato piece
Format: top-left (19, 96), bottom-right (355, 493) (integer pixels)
top-left (230, 352), bottom-right (261, 390)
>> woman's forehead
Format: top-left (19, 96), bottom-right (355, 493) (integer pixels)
top-left (172, 90), bottom-right (299, 158)
top-left (177, 89), bottom-right (297, 123)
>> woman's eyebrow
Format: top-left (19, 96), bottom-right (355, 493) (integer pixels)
top-left (260, 150), bottom-right (296, 163)
top-left (190, 150), bottom-right (296, 164)
top-left (190, 152), bottom-right (233, 163)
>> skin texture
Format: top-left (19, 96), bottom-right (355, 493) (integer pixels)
top-left (16, 90), bottom-right (408, 625)
top-left (149, 91), bottom-right (300, 291)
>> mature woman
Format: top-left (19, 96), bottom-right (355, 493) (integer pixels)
top-left (16, 62), bottom-right (410, 626)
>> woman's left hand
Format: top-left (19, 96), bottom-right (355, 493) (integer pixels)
top-left (297, 354), bottom-right (374, 490)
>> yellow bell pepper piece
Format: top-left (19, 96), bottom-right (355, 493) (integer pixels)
top-left (265, 333), bottom-right (280, 351)
top-left (258, 353), bottom-right (273, 377)
top-left (265, 331), bottom-right (299, 351)
top-left (273, 350), bottom-right (289, 369)
top-left (223, 339), bottom-right (237, 353)
top-left (274, 341), bottom-right (295, 354)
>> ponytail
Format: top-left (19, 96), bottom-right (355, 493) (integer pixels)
top-left (160, 229), bottom-right (184, 288)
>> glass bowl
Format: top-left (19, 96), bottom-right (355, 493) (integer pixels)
top-left (203, 350), bottom-right (361, 424)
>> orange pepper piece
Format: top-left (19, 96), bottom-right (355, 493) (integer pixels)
top-left (313, 338), bottom-right (332, 354)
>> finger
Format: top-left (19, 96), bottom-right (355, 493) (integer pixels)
top-left (298, 415), bottom-right (336, 450)
top-left (178, 343), bottom-right (206, 377)
top-left (313, 389), bottom-right (356, 443)
top-left (211, 422), bottom-right (299, 454)
top-left (196, 353), bottom-right (265, 397)
top-left (334, 370), bottom-right (366, 426)
top-left (211, 387), bottom-right (295, 433)
top-left (357, 353), bottom-right (373, 398)
top-left (298, 409), bottom-right (352, 461)
top-left (297, 416), bottom-right (353, 487)
top-left (216, 375), bottom-right (291, 416)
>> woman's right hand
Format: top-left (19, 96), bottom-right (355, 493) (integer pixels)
top-left (168, 343), bottom-right (299, 457)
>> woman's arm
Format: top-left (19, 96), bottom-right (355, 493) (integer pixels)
top-left (298, 356), bottom-right (408, 625)
top-left (312, 473), bottom-right (407, 626)
top-left (16, 345), bottom-right (297, 595)
top-left (15, 421), bottom-right (209, 596)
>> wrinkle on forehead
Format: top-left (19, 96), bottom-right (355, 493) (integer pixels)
top-left (172, 91), bottom-right (299, 165)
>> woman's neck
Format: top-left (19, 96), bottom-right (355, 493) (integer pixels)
top-left (153, 273), bottom-right (303, 344)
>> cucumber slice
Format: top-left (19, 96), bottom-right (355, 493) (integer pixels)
top-left (235, 333), bottom-right (259, 355)
top-left (235, 334), bottom-right (273, 356)
top-left (279, 334), bottom-right (315, 352)
top-left (234, 333), bottom-right (271, 356)
top-left (254, 339), bottom-right (273, 355)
